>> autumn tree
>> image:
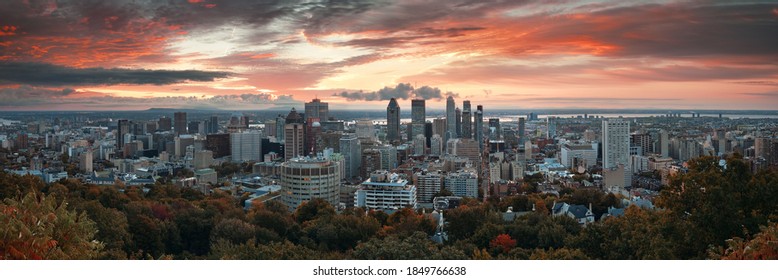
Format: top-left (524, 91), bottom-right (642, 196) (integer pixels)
top-left (0, 192), bottom-right (102, 259)
top-left (489, 234), bottom-right (517, 254)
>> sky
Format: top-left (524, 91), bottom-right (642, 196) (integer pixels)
top-left (0, 0), bottom-right (777, 111)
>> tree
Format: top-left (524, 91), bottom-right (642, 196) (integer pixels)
top-left (711, 223), bottom-right (778, 260)
top-left (489, 234), bottom-right (517, 254)
top-left (0, 192), bottom-right (102, 259)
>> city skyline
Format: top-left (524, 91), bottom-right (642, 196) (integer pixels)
top-left (1, 1), bottom-right (777, 111)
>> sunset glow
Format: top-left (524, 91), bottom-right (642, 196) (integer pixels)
top-left (1, 0), bottom-right (776, 110)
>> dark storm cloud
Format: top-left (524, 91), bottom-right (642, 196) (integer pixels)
top-left (332, 83), bottom-right (456, 101)
top-left (0, 62), bottom-right (232, 86)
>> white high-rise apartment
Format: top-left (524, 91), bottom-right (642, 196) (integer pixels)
top-left (603, 118), bottom-right (630, 169)
top-left (230, 131), bottom-right (262, 162)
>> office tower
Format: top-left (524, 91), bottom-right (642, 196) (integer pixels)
top-left (305, 118), bottom-right (322, 156)
top-left (188, 121), bottom-right (200, 135)
top-left (355, 171), bottom-right (417, 211)
top-left (603, 118), bottom-right (630, 169)
top-left (715, 129), bottom-right (726, 155)
top-left (321, 131), bottom-right (342, 152)
top-left (356, 120), bottom-right (375, 140)
top-left (340, 134), bottom-right (361, 179)
top-left (360, 149), bottom-right (381, 179)
top-left (208, 115), bottom-right (218, 134)
top-left (117, 119), bottom-right (130, 155)
top-left (280, 157), bottom-right (341, 212)
top-left (410, 99), bottom-right (426, 142)
top-left (447, 138), bottom-right (481, 165)
top-left (455, 107), bottom-right (462, 138)
top-left (755, 137), bottom-right (770, 159)
top-left (488, 118), bottom-right (501, 140)
top-left (561, 144), bottom-right (598, 168)
top-left (630, 133), bottom-right (652, 156)
top-left (275, 115), bottom-right (286, 142)
top-left (413, 134), bottom-right (426, 155)
top-left (175, 135), bottom-right (195, 158)
top-left (462, 100), bottom-right (472, 139)
top-left (386, 98), bottom-right (401, 144)
top-left (230, 131), bottom-right (261, 162)
top-left (445, 170), bottom-right (479, 198)
top-left (205, 133), bottom-right (230, 158)
top-left (284, 108), bottom-right (305, 159)
top-left (474, 105), bottom-right (484, 151)
top-left (432, 118), bottom-right (446, 139)
top-left (525, 140), bottom-right (533, 160)
top-left (414, 171), bottom-right (443, 203)
top-left (174, 112), bottom-right (187, 136)
top-left (376, 145), bottom-right (397, 170)
top-left (158, 116), bottom-right (172, 132)
top-left (430, 134), bottom-right (443, 155)
top-left (446, 96), bottom-right (456, 142)
top-left (304, 98), bottom-right (329, 122)
top-left (518, 117), bottom-right (525, 144)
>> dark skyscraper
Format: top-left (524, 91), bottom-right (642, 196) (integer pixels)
top-left (474, 105), bottom-right (484, 151)
top-left (174, 112), bottom-right (187, 136)
top-left (462, 100), bottom-right (472, 139)
top-left (305, 98), bottom-right (329, 121)
top-left (386, 98), bottom-right (401, 144)
top-left (411, 99), bottom-right (426, 141)
top-left (158, 116), bottom-right (172, 132)
top-left (117, 119), bottom-right (130, 156)
top-left (209, 115), bottom-right (218, 134)
top-left (518, 117), bottom-right (525, 144)
top-left (455, 107), bottom-right (462, 138)
top-left (284, 108), bottom-right (305, 159)
top-left (488, 118), bottom-right (501, 140)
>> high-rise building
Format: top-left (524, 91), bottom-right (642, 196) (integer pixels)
top-left (340, 134), bottom-right (361, 179)
top-left (304, 98), bottom-right (329, 122)
top-left (603, 118), bottom-right (630, 169)
top-left (430, 134), bottom-right (443, 156)
top-left (376, 145), bottom-right (397, 170)
top-left (275, 115), bottom-right (286, 142)
top-left (413, 134), bottom-right (426, 155)
top-left (462, 101), bottom-right (472, 139)
top-left (386, 98), bottom-right (401, 144)
top-left (117, 119), bottom-right (130, 155)
top-left (445, 170), bottom-right (478, 198)
top-left (474, 105), bottom-right (484, 151)
top-left (410, 99), bottom-right (426, 141)
top-left (446, 96), bottom-right (456, 142)
top-left (360, 149), bottom-right (381, 179)
top-left (158, 116), bottom-right (172, 132)
top-left (355, 171), bottom-right (417, 211)
top-left (447, 138), bottom-right (481, 165)
top-left (230, 131), bottom-right (262, 162)
top-left (174, 112), bottom-right (187, 136)
top-left (356, 120), bottom-right (375, 140)
top-left (208, 115), bottom-right (219, 134)
top-left (660, 129), bottom-right (670, 158)
top-left (79, 149), bottom-right (93, 173)
top-left (205, 133), bottom-right (231, 158)
top-left (280, 157), bottom-right (341, 212)
top-left (304, 118), bottom-right (322, 156)
top-left (547, 117), bottom-right (557, 139)
top-left (455, 107), bottom-right (462, 138)
top-left (488, 118), bottom-right (501, 140)
top-left (413, 171), bottom-right (442, 203)
top-left (518, 117), bottom-right (526, 144)
top-left (194, 150), bottom-right (214, 169)
top-left (284, 108), bottom-right (305, 159)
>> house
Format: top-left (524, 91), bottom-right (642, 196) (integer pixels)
top-left (551, 201), bottom-right (595, 225)
top-left (600, 206), bottom-right (626, 220)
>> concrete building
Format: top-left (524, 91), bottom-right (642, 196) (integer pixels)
top-left (230, 131), bottom-right (262, 162)
top-left (603, 118), bottom-right (630, 169)
top-left (355, 171), bottom-right (417, 211)
top-left (414, 171), bottom-right (443, 203)
top-left (194, 150), bottom-right (214, 169)
top-left (560, 143), bottom-right (598, 168)
top-left (474, 105), bottom-right (484, 151)
top-left (446, 96), bottom-right (456, 142)
top-left (280, 157), bottom-right (341, 212)
top-left (430, 134), bottom-right (444, 156)
top-left (462, 101), bottom-right (472, 139)
top-left (340, 134), bottom-right (361, 179)
top-left (284, 108), bottom-right (305, 159)
top-left (445, 170), bottom-right (479, 198)
top-left (174, 111), bottom-right (187, 136)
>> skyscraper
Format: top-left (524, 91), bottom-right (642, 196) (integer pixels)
top-left (410, 99), bottom-right (426, 141)
top-left (462, 100), bottom-right (472, 139)
top-left (230, 131), bottom-right (262, 162)
top-left (518, 117), bottom-right (525, 144)
top-left (117, 119), bottom-right (130, 155)
top-left (304, 98), bottom-right (329, 121)
top-left (446, 96), bottom-right (456, 142)
top-left (284, 108), bottom-right (305, 159)
top-left (472, 106), bottom-right (483, 152)
top-left (455, 107), bottom-right (462, 138)
top-left (209, 115), bottom-right (218, 134)
top-left (488, 118), bottom-right (501, 140)
top-left (158, 116), bottom-right (172, 132)
top-left (340, 134), bottom-right (361, 179)
top-left (386, 98), bottom-right (401, 144)
top-left (174, 112), bottom-right (187, 136)
top-left (603, 118), bottom-right (630, 169)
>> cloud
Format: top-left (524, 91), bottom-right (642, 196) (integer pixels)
top-left (0, 85), bottom-right (304, 110)
top-left (0, 62), bottom-right (232, 86)
top-left (332, 83), bottom-right (458, 101)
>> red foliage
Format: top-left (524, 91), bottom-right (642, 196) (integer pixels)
top-left (489, 234), bottom-right (517, 254)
